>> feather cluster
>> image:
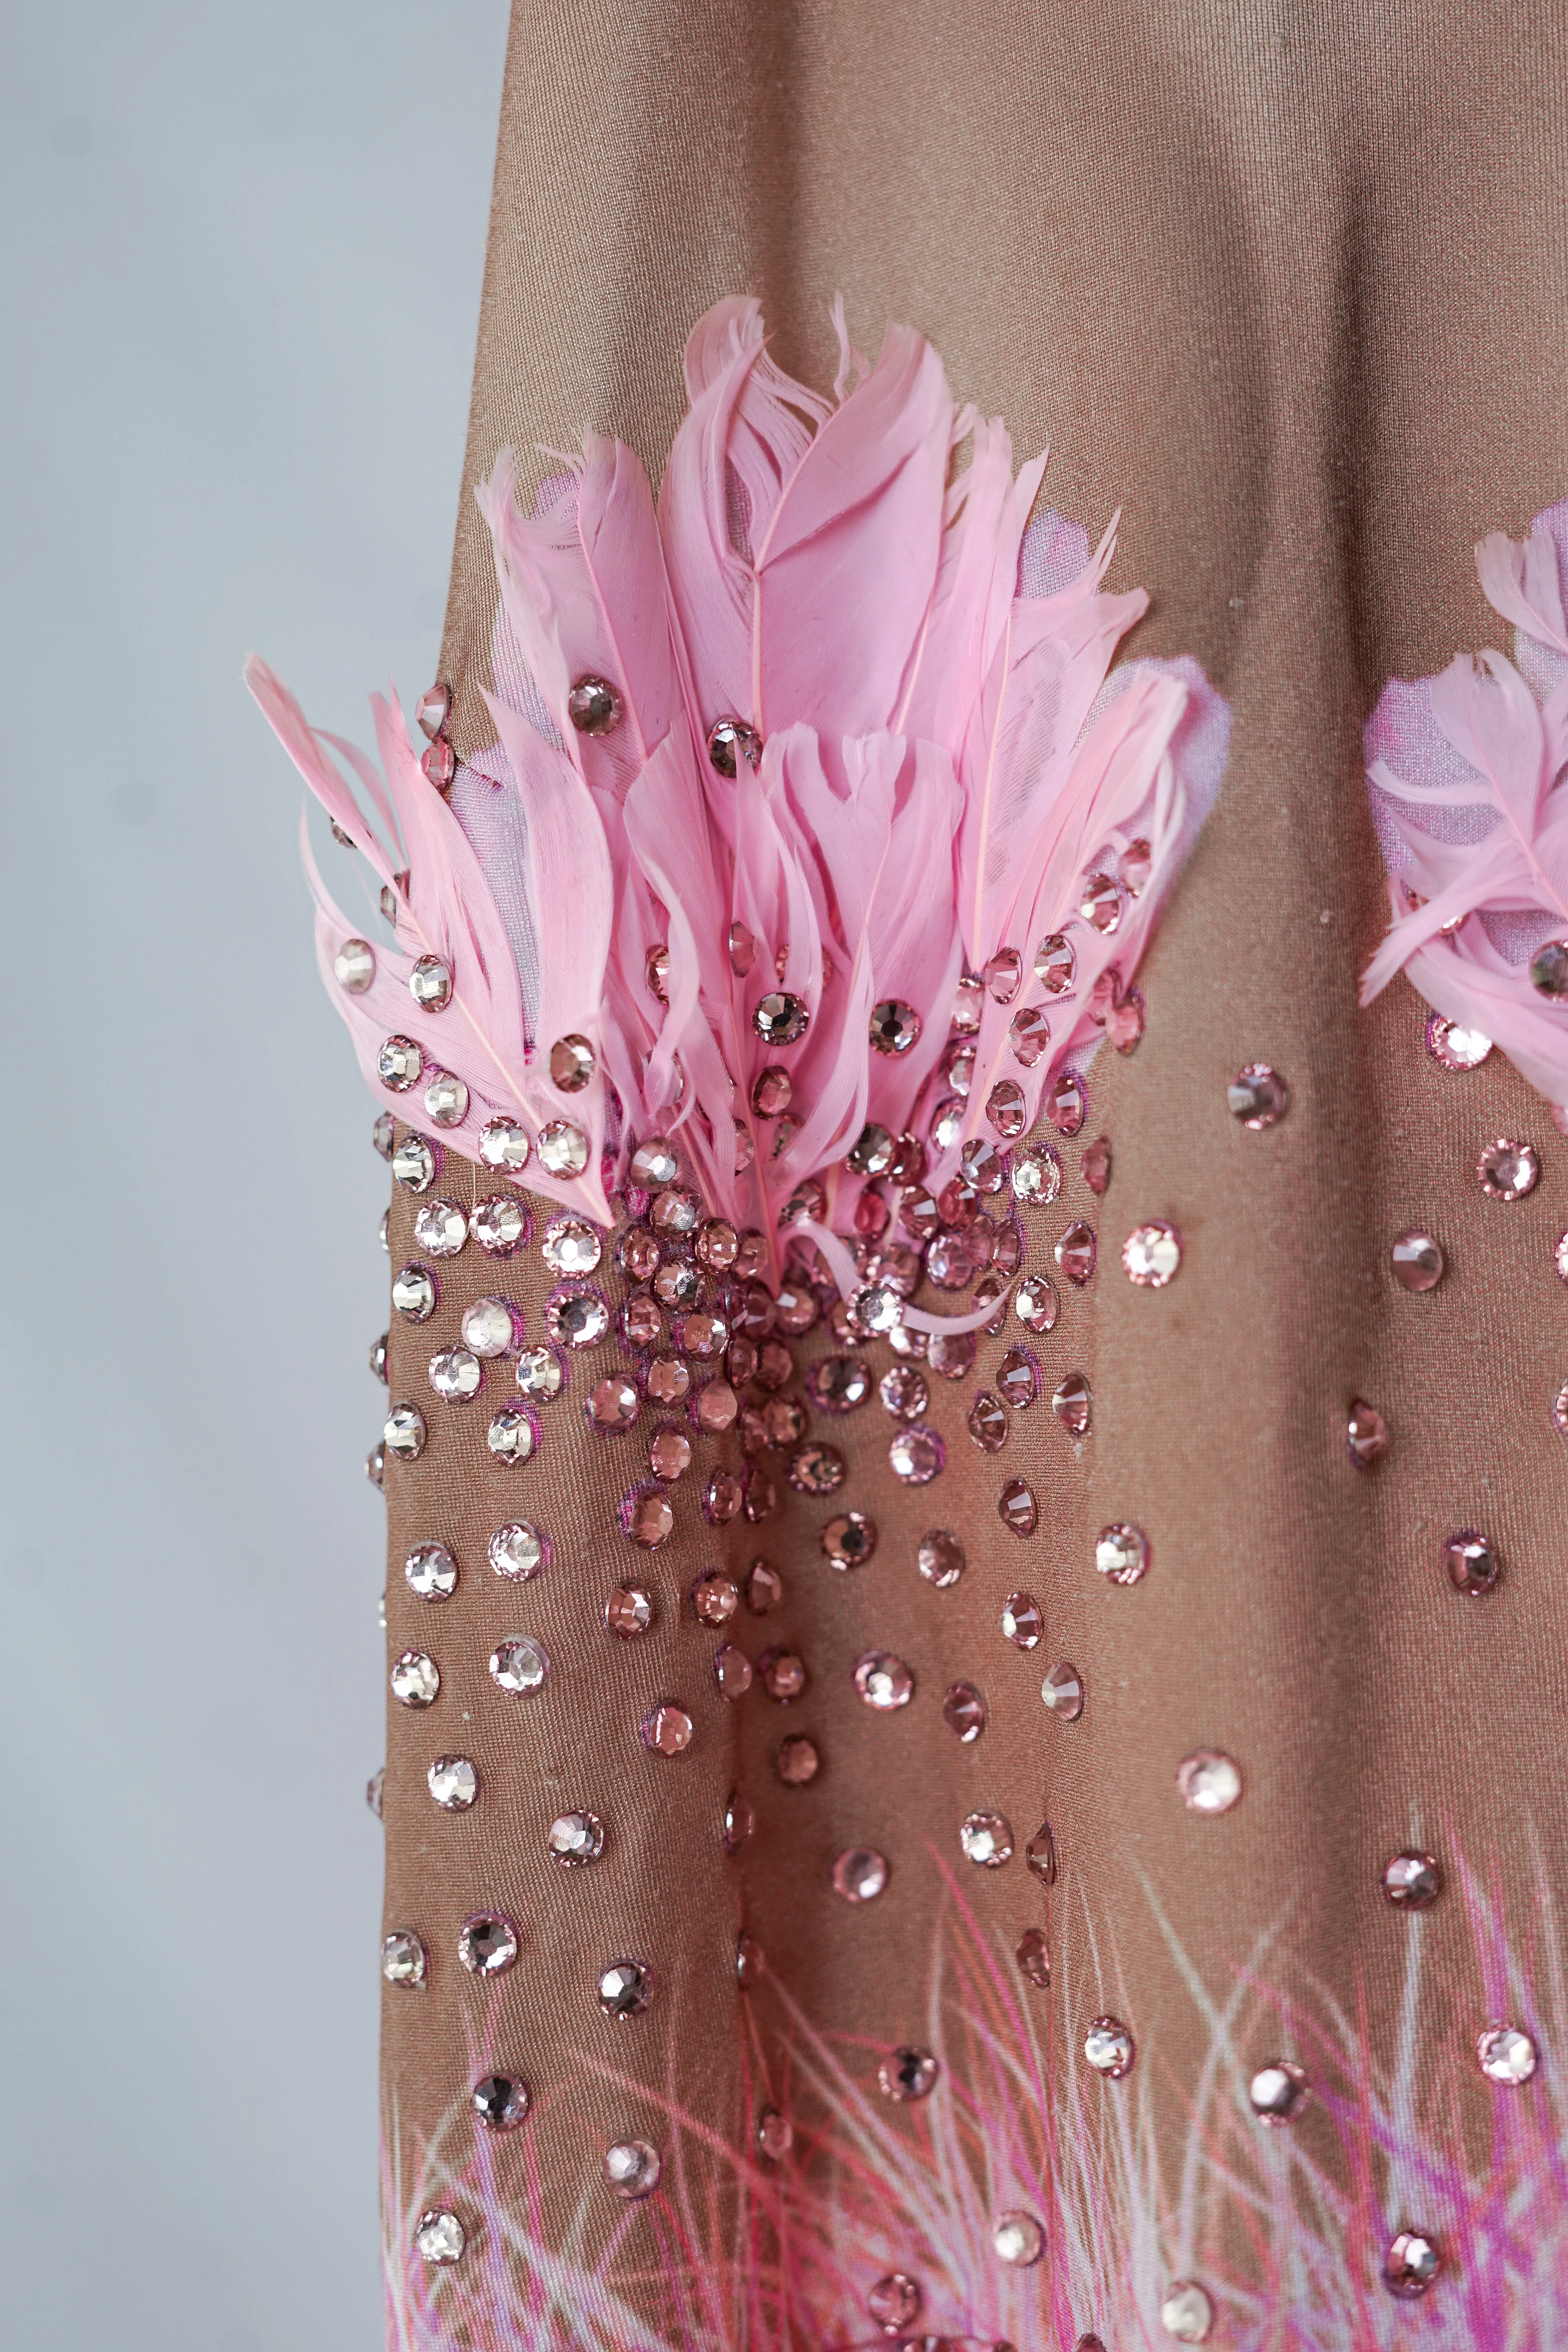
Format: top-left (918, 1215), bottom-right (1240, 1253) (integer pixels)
top-left (1362, 498), bottom-right (1568, 1118)
top-left (250, 298), bottom-right (1227, 1234)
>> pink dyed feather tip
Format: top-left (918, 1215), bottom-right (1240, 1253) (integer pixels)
top-left (248, 296), bottom-right (1228, 1240)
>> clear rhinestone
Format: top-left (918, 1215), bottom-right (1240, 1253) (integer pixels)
top-left (943, 1681), bottom-right (986, 1741)
top-left (1015, 1274), bottom-right (1059, 1331)
top-left (1084, 2017), bottom-right (1134, 2077)
top-left (1477, 1138), bottom-right (1539, 1200)
top-left (1122, 1221), bottom-right (1181, 1286)
top-left (383, 1401), bottom-right (426, 1461)
top-left (629, 1136), bottom-right (679, 1189)
top-left (366, 1443), bottom-right (385, 1487)
top-left (599, 1958), bottom-right (654, 2018)
top-left (850, 1282), bottom-right (904, 1336)
top-left (1001, 1591), bottom-right (1042, 1649)
top-left (1051, 1371), bottom-right (1091, 1433)
top-left (413, 1200), bottom-right (468, 1258)
top-left (486, 1405), bottom-right (538, 1464)
top-left (1095, 1523), bottom-right (1149, 1585)
top-left (489, 1521), bottom-right (545, 1580)
top-left (546, 1285), bottom-right (609, 1347)
top-left (999, 1479), bottom-right (1038, 1536)
top-left (490, 1636), bottom-right (549, 1695)
top-left (515, 1346), bottom-right (564, 1399)
top-left (821, 1511), bottom-right (877, 1568)
top-left (1443, 1527), bottom-right (1499, 1595)
top-left (1427, 1014), bottom-right (1492, 1070)
top-left (334, 936), bottom-right (376, 993)
top-left (1016, 1926), bottom-right (1050, 1985)
top-left (1477, 2025), bottom-right (1537, 2084)
top-left (853, 1650), bottom-right (913, 1710)
top-left (1382, 1850), bottom-right (1441, 1908)
top-left (880, 1364), bottom-right (929, 1419)
top-left (538, 1119), bottom-right (589, 1177)
top-left (1250, 2060), bottom-right (1309, 2124)
top-left (867, 2274), bottom-right (922, 2332)
top-left (377, 1034), bottom-right (422, 1091)
top-left (1159, 2280), bottom-right (1214, 2340)
top-left (889, 1424), bottom-right (944, 1484)
top-left (928, 1093), bottom-right (965, 1152)
top-left (405, 1541), bottom-right (457, 1600)
top-left (390, 1648), bottom-right (439, 1707)
top-left (1383, 2232), bottom-right (1440, 2298)
top-left (878, 2044), bottom-right (937, 2099)
top-left (1041, 1661), bottom-right (1084, 1719)
top-left (381, 1929), bottom-right (426, 1987)
top-left (942, 1040), bottom-right (976, 1099)
top-left (549, 1034), bottom-right (595, 1094)
top-left (414, 2209), bottom-right (465, 2265)
top-left (429, 1346), bottom-right (482, 1403)
top-left (458, 1911), bottom-right (518, 1975)
top-left (918, 1529), bottom-right (965, 1587)
top-left (1228, 1063), bottom-right (1288, 1126)
top-left (992, 2211), bottom-right (1044, 2267)
top-left (1176, 1751), bottom-right (1241, 1814)
top-left (775, 1733), bottom-right (819, 1784)
top-left (706, 717), bottom-right (762, 775)
top-left (567, 674), bottom-right (622, 735)
top-left (604, 2137), bottom-right (662, 2198)
top-left (960, 1810), bottom-right (1013, 1867)
top-left (548, 1810), bottom-right (605, 1865)
top-left (869, 998), bottom-right (920, 1054)
top-left (604, 1583), bottom-right (653, 1638)
top-left (478, 1118), bottom-right (531, 1175)
top-left (461, 1298), bottom-right (519, 1358)
top-left (427, 1755), bottom-right (478, 1810)
top-left (1346, 1399), bottom-right (1387, 1467)
top-left (542, 1216), bottom-right (603, 1277)
top-left (640, 1700), bottom-right (695, 1756)
top-left (472, 1194), bottom-right (528, 1256)
top-left (1025, 1821), bottom-right (1058, 1884)
top-left (1391, 1229), bottom-right (1445, 1291)
top-left (409, 955), bottom-right (452, 1012)
top-left (1011, 1141), bottom-right (1062, 1205)
top-left (422, 1071), bottom-right (468, 1128)
top-left (472, 2072), bottom-right (530, 2131)
top-left (832, 1846), bottom-right (888, 1902)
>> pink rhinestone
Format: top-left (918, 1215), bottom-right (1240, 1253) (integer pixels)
top-left (1107, 993), bottom-right (1145, 1053)
top-left (1080, 873), bottom-right (1122, 932)
top-left (1094, 1523), bottom-right (1149, 1585)
top-left (788, 1441), bottom-right (846, 1495)
top-left (621, 1485), bottom-right (675, 1546)
top-left (999, 1480), bottom-right (1038, 1537)
top-left (1056, 1221), bottom-right (1096, 1285)
top-left (967, 1391), bottom-right (1010, 1451)
top-left (1120, 838), bottom-right (1152, 895)
top-left (1346, 1399), bottom-right (1387, 1468)
top-left (984, 947), bottom-right (1023, 1003)
top-left (831, 1847), bottom-right (889, 1903)
top-left (1001, 1592), bottom-right (1042, 1649)
top-left (679, 1309), bottom-right (729, 1360)
top-left (723, 1791), bottom-right (754, 1852)
top-left (854, 1650), bottom-right (914, 1709)
top-left (1176, 1751), bottom-right (1241, 1814)
top-left (889, 1424), bottom-right (945, 1483)
top-left (1383, 2232), bottom-right (1441, 2298)
top-left (925, 1229), bottom-right (978, 1290)
top-left (755, 2108), bottom-right (792, 2161)
top-left (880, 1364), bottom-right (929, 1418)
top-left (1229, 1062), bottom-right (1290, 1126)
top-left (695, 1217), bottom-right (739, 1272)
top-left (1041, 1660), bottom-right (1084, 1719)
top-left (1034, 933), bottom-right (1076, 994)
top-left (759, 1645), bottom-right (807, 1702)
top-left (918, 1529), bottom-right (965, 1587)
top-left (691, 1572), bottom-right (739, 1626)
top-left (604, 1584), bottom-right (653, 1638)
top-left (1025, 1822), bottom-right (1057, 1883)
top-left (867, 2274), bottom-right (922, 2334)
top-left (996, 1346), bottom-right (1039, 1409)
top-left (1391, 1230), bottom-right (1445, 1292)
top-left (855, 1186), bottom-right (890, 1239)
top-left (649, 1425), bottom-right (691, 1482)
top-left (751, 1064), bottom-right (793, 1118)
top-left (421, 737), bottom-right (456, 791)
top-left (1016, 1927), bottom-right (1051, 1986)
top-left (587, 1374), bottom-right (639, 1432)
top-left (1080, 1135), bottom-right (1112, 1196)
top-left (646, 1355), bottom-right (691, 1405)
top-left (1382, 1850), bottom-right (1441, 1908)
top-left (943, 1681), bottom-right (986, 1742)
top-left (694, 1379), bottom-right (739, 1436)
top-left (1122, 1221), bottom-right (1181, 1287)
top-left (991, 1220), bottom-right (1023, 1274)
top-left (1009, 1004), bottom-right (1051, 1066)
top-left (987, 1080), bottom-right (1027, 1138)
top-left (415, 682), bottom-right (452, 740)
top-left (622, 1292), bottom-right (663, 1348)
top-left (1554, 1383), bottom-right (1568, 1436)
top-left (746, 1559), bottom-right (784, 1613)
top-left (705, 1469), bottom-right (744, 1523)
top-left (1015, 1274), bottom-right (1058, 1332)
top-left (1443, 1528), bottom-right (1499, 1595)
top-left (775, 1733), bottom-right (819, 1785)
top-left (1052, 1371), bottom-right (1092, 1434)
top-left (713, 1642), bottom-right (753, 1700)
top-left (1477, 1138), bottom-right (1539, 1201)
top-left (1426, 1013), bottom-right (1491, 1071)
top-left (1045, 1071), bottom-right (1086, 1135)
top-left (735, 1931), bottom-right (764, 1986)
top-left (928, 1331), bottom-right (976, 1379)
top-left (743, 1467), bottom-right (777, 1523)
top-left (877, 2045), bottom-right (937, 2099)
top-left (640, 1702), bottom-right (694, 1757)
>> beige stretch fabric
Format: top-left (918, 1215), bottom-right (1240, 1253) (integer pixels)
top-left (389, 0), bottom-right (1568, 2324)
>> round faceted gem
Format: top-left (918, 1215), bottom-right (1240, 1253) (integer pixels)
top-left (646, 953), bottom-right (668, 1013)
top-left (996, 1347), bottom-right (1039, 1411)
top-left (392, 1132), bottom-right (438, 1193)
top-left (604, 2138), bottom-right (662, 2199)
top-left (679, 1310), bottom-right (729, 1360)
top-left (630, 1136), bottom-right (679, 1189)
top-left (999, 1479), bottom-right (1038, 1536)
top-left (1250, 2060), bottom-right (1309, 2125)
top-left (1176, 1750), bottom-right (1241, 1814)
top-left (751, 1063), bottom-right (793, 1118)
top-left (1012, 1143), bottom-right (1063, 1210)
top-left (1079, 1134), bottom-right (1112, 1198)
top-left (808, 1356), bottom-right (871, 1416)
top-left (923, 1225), bottom-right (980, 1288)
top-left (651, 1185), bottom-right (701, 1238)
top-left (889, 1424), bottom-right (945, 1484)
top-left (429, 1347), bottom-right (482, 1403)
top-left (1444, 1527), bottom-right (1499, 1595)
top-left (373, 1111), bottom-right (396, 1159)
top-left (869, 998), bottom-right (921, 1055)
top-left (1034, 933), bottom-right (1076, 993)
top-left (621, 1485), bottom-right (674, 1546)
top-left (489, 1521), bottom-right (544, 1581)
top-left (1096, 1523), bottom-right (1149, 1586)
top-left (428, 1755), bottom-right (478, 1809)
top-left (695, 1217), bottom-right (738, 1273)
top-left (691, 1572), bottom-right (739, 1626)
top-left (852, 1282), bottom-right (906, 1339)
top-left (548, 1810), bottom-right (605, 1865)
top-left (409, 955), bottom-right (453, 1011)
top-left (640, 1701), bottom-right (695, 1756)
top-left (943, 1680), bottom-right (986, 1742)
top-left (1120, 837), bottom-right (1153, 895)
top-left (918, 1528), bottom-right (965, 1588)
top-left (756, 2108), bottom-right (793, 2161)
top-left (405, 1541), bottom-right (457, 1600)
top-left (458, 1911), bottom-right (518, 1976)
top-left (1392, 1229), bottom-right (1445, 1291)
top-left (604, 1583), bottom-right (653, 1638)
top-left (1080, 873), bottom-right (1121, 931)
top-left (478, 1117), bottom-right (531, 1175)
top-left (378, 1034), bottom-right (423, 1091)
top-left (1346, 1399), bottom-right (1387, 1468)
top-left (705, 1468), bottom-right (744, 1523)
top-left (1477, 1137), bottom-right (1539, 1200)
top-left (472, 2072), bottom-right (530, 2131)
top-left (1025, 1821), bottom-right (1058, 1885)
top-left (547, 1286), bottom-right (610, 1347)
top-left (822, 1511), bottom-right (877, 1568)
top-left (854, 1650), bottom-right (914, 1710)
top-left (706, 716), bottom-right (762, 776)
top-left (490, 1636), bottom-right (549, 1695)
top-left (987, 1078), bottom-right (1027, 1138)
top-left (1055, 1221), bottom-right (1096, 1285)
top-left (383, 1401), bottom-right (426, 1461)
top-left (1002, 1591), bottom-right (1043, 1650)
top-left (515, 1346), bottom-right (565, 1399)
top-left (855, 1186), bottom-right (890, 1239)
top-left (775, 1733), bottom-right (820, 1785)
top-left (462, 1297), bottom-right (519, 1357)
top-left (961, 1810), bottom-right (1013, 1867)
top-left (392, 1261), bottom-right (438, 1322)
top-left (1041, 1661), bottom-right (1084, 1719)
top-left (1554, 1381), bottom-right (1568, 1435)
top-left (1530, 938), bottom-right (1568, 996)
top-left (648, 1425), bottom-right (692, 1482)
top-left (472, 1194), bottom-right (528, 1256)
top-left (942, 1040), bottom-right (976, 1099)
top-left (962, 1136), bottom-right (1008, 1194)
top-left (1008, 1003), bottom-right (1051, 1067)
top-left (1477, 2025), bottom-right (1537, 2084)
top-left (1383, 1850), bottom-right (1442, 1908)
top-left (334, 936), bottom-right (375, 993)
top-left (1052, 1371), bottom-right (1092, 1434)
top-left (928, 1330), bottom-right (976, 1380)
top-left (950, 972), bottom-right (984, 1034)
top-left (414, 2209), bottom-right (465, 2265)
top-left (1229, 1062), bottom-right (1289, 1127)
top-left (968, 1391), bottom-right (1009, 1452)
top-left (1556, 1230), bottom-right (1568, 1285)
top-left (880, 1364), bottom-right (929, 1419)
top-left (1159, 2280), bottom-right (1214, 2340)
top-left (414, 1200), bottom-right (468, 1258)
top-left (537, 1119), bottom-right (589, 1176)
top-left (390, 1649), bottom-right (439, 1707)
top-left (487, 1405), bottom-right (538, 1464)
top-left (752, 991), bottom-right (809, 1047)
top-left (567, 673), bottom-right (622, 735)
top-left (694, 1379), bottom-right (739, 1437)
top-left (381, 1930), bottom-right (426, 1987)
top-left (984, 947), bottom-right (1023, 1003)
top-left (878, 2044), bottom-right (938, 2100)
top-left (713, 1642), bottom-right (753, 1699)
top-left (846, 1121), bottom-right (896, 1178)
top-left (759, 1646), bottom-right (807, 1703)
top-left (832, 1847), bottom-right (888, 1902)
top-left (366, 1443), bottom-right (385, 1487)
top-left (788, 1441), bottom-right (845, 1495)
top-left (928, 1096), bottom-right (965, 1155)
top-left (723, 1791), bottom-right (755, 1852)
top-left (653, 1258), bottom-right (698, 1310)
top-left (586, 1374), bottom-right (639, 1433)
top-left (1016, 1926), bottom-right (1051, 1986)
top-left (992, 2211), bottom-right (1044, 2267)
top-left (420, 738), bottom-right (456, 790)
top-left (867, 2274), bottom-right (922, 2333)
top-left (1383, 2232), bottom-right (1440, 2298)
top-left (1015, 1274), bottom-right (1059, 1333)
top-left (543, 1216), bottom-right (603, 1276)
top-left (1084, 2017), bottom-right (1134, 2077)
top-left (746, 1559), bottom-right (784, 1613)
top-left (1122, 1220), bottom-right (1181, 1286)
top-left (646, 1355), bottom-right (690, 1405)
top-left (723, 919), bottom-right (757, 979)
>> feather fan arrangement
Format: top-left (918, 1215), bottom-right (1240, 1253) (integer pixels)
top-left (1361, 497), bottom-right (1568, 1120)
top-left (250, 298), bottom-right (1227, 1246)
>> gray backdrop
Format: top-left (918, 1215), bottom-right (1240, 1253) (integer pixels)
top-left (3, 7), bottom-right (509, 2345)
